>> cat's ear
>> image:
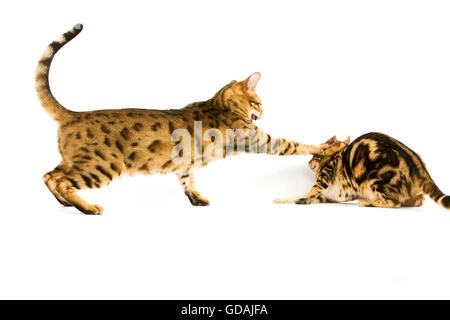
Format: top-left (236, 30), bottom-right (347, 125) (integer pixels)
top-left (344, 136), bottom-right (351, 144)
top-left (242, 72), bottom-right (261, 92)
top-left (326, 136), bottom-right (337, 144)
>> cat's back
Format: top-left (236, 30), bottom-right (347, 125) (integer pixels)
top-left (342, 132), bottom-right (426, 180)
top-left (56, 108), bottom-right (189, 163)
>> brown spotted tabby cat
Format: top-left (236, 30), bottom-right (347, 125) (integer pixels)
top-left (36, 24), bottom-right (326, 214)
top-left (275, 132), bottom-right (450, 209)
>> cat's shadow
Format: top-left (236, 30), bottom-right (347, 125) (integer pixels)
top-left (251, 163), bottom-right (316, 199)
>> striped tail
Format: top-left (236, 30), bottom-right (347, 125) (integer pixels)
top-left (35, 24), bottom-right (83, 122)
top-left (424, 179), bottom-right (450, 209)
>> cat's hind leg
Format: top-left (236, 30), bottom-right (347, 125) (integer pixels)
top-left (176, 169), bottom-right (209, 206)
top-left (359, 179), bottom-right (402, 208)
top-left (43, 167), bottom-right (72, 207)
top-left (402, 195), bottom-right (425, 207)
top-left (358, 197), bottom-right (401, 208)
top-left (53, 169), bottom-right (104, 215)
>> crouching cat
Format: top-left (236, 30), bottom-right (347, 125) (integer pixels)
top-left (36, 24), bottom-right (327, 215)
top-left (275, 132), bottom-right (450, 209)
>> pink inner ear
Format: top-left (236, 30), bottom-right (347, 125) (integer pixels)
top-left (244, 72), bottom-right (261, 91)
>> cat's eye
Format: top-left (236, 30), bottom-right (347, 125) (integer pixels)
top-left (250, 101), bottom-right (261, 106)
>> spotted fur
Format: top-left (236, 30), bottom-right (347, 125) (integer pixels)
top-left (36, 25), bottom-right (325, 214)
top-left (275, 132), bottom-right (450, 209)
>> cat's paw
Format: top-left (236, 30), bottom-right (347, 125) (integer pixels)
top-left (79, 204), bottom-right (104, 215)
top-left (273, 198), bottom-right (293, 204)
top-left (192, 198), bottom-right (210, 206)
top-left (186, 192), bottom-right (210, 206)
top-left (294, 197), bottom-right (311, 205)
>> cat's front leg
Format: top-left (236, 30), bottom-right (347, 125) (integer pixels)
top-left (176, 169), bottom-right (209, 206)
top-left (275, 138), bottom-right (329, 156)
top-left (232, 122), bottom-right (327, 156)
top-left (273, 196), bottom-right (323, 204)
top-left (274, 188), bottom-right (324, 205)
top-left (252, 126), bottom-right (327, 156)
top-left (274, 176), bottom-right (332, 205)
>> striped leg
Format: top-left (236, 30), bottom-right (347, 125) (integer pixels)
top-left (272, 138), bottom-right (327, 156)
top-left (242, 127), bottom-right (326, 156)
top-left (176, 169), bottom-right (209, 206)
top-left (54, 169), bottom-right (104, 215)
top-left (358, 198), bottom-right (401, 208)
top-left (274, 162), bottom-right (336, 204)
top-left (229, 124), bottom-right (326, 157)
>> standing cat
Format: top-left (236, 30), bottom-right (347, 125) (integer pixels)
top-left (36, 24), bottom-right (326, 214)
top-left (274, 132), bottom-right (450, 209)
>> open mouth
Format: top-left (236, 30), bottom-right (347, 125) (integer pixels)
top-left (250, 110), bottom-right (261, 122)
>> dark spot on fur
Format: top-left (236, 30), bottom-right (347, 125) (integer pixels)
top-left (148, 140), bottom-right (161, 152)
top-left (89, 173), bottom-right (101, 183)
top-left (101, 125), bottom-right (110, 134)
top-left (133, 123), bottom-right (143, 132)
top-left (116, 141), bottom-right (124, 153)
top-left (151, 122), bottom-right (162, 131)
top-left (161, 160), bottom-right (172, 169)
top-left (94, 150), bottom-right (106, 160)
top-left (96, 166), bottom-right (112, 180)
top-left (80, 175), bottom-right (93, 188)
top-left (68, 178), bottom-right (80, 189)
top-left (110, 163), bottom-right (120, 173)
top-left (120, 128), bottom-right (130, 140)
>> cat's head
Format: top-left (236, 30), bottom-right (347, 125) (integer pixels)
top-left (309, 136), bottom-right (350, 172)
top-left (219, 72), bottom-right (263, 122)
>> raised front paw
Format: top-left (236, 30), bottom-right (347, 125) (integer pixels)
top-left (186, 191), bottom-right (210, 206)
top-left (294, 197), bottom-right (312, 205)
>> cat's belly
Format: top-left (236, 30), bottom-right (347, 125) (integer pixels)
top-left (322, 181), bottom-right (356, 202)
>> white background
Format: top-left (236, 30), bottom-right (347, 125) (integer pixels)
top-left (1, 0), bottom-right (450, 299)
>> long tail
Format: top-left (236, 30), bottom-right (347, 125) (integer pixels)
top-left (424, 178), bottom-right (450, 209)
top-left (35, 24), bottom-right (83, 122)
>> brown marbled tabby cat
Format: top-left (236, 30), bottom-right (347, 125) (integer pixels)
top-left (275, 132), bottom-right (450, 209)
top-left (36, 24), bottom-right (326, 215)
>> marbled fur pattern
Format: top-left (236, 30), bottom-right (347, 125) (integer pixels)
top-left (275, 133), bottom-right (450, 209)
